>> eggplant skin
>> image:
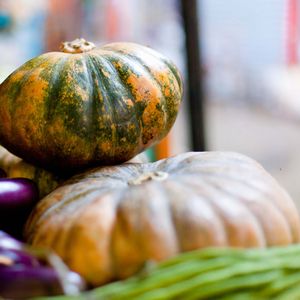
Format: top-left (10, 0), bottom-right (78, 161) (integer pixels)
top-left (0, 247), bottom-right (40, 267)
top-left (0, 178), bottom-right (38, 239)
top-left (0, 42), bottom-right (183, 173)
top-left (0, 267), bottom-right (63, 299)
top-left (0, 244), bottom-right (63, 299)
top-left (0, 231), bottom-right (85, 299)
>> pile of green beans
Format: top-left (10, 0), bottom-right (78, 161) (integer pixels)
top-left (37, 244), bottom-right (300, 300)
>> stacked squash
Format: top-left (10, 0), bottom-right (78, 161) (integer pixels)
top-left (0, 38), bottom-right (299, 287)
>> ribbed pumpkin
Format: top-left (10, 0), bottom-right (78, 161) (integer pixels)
top-left (0, 39), bottom-right (182, 172)
top-left (0, 145), bottom-right (149, 198)
top-left (24, 152), bottom-right (300, 286)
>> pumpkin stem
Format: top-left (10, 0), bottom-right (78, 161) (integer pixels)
top-left (60, 38), bottom-right (96, 54)
top-left (128, 171), bottom-right (168, 185)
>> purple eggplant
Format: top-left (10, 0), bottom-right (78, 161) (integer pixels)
top-left (0, 231), bottom-right (85, 298)
top-left (0, 247), bottom-right (41, 269)
top-left (0, 178), bottom-right (39, 208)
top-left (0, 266), bottom-right (64, 298)
top-left (0, 178), bottom-right (39, 239)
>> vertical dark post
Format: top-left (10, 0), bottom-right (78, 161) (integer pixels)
top-left (180, 0), bottom-right (206, 151)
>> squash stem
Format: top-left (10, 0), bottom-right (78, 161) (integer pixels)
top-left (60, 38), bottom-right (96, 53)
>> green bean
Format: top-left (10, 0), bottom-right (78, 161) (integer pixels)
top-left (239, 244), bottom-right (300, 260)
top-left (103, 258), bottom-right (286, 299)
top-left (218, 291), bottom-right (263, 300)
top-left (158, 244), bottom-right (300, 274)
top-left (158, 247), bottom-right (242, 268)
top-left (182, 270), bottom-right (283, 300)
top-left (88, 278), bottom-right (139, 299)
top-left (93, 257), bottom-right (236, 299)
top-left (129, 264), bottom-right (282, 300)
top-left (273, 284), bottom-right (300, 300)
top-left (127, 270), bottom-right (281, 300)
top-left (258, 271), bottom-right (300, 297)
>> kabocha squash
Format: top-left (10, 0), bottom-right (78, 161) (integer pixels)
top-left (24, 151), bottom-right (300, 286)
top-left (0, 145), bottom-right (149, 198)
top-left (0, 38), bottom-right (182, 172)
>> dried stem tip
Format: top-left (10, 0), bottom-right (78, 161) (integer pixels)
top-left (128, 171), bottom-right (169, 185)
top-left (60, 38), bottom-right (96, 54)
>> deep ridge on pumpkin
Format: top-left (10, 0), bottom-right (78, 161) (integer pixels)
top-left (0, 42), bottom-right (182, 172)
top-left (24, 151), bottom-right (300, 286)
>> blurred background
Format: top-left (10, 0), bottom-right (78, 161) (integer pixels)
top-left (0, 0), bottom-right (300, 207)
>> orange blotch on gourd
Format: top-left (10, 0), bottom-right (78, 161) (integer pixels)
top-left (164, 87), bottom-right (171, 97)
top-left (124, 98), bottom-right (134, 107)
top-left (6, 70), bottom-right (24, 84)
top-left (152, 69), bottom-right (180, 97)
top-left (11, 71), bottom-right (49, 146)
top-left (97, 141), bottom-right (113, 156)
top-left (74, 84), bottom-right (90, 102)
top-left (111, 61), bottom-right (124, 70)
top-left (45, 118), bottom-right (92, 163)
top-left (126, 73), bottom-right (165, 144)
top-left (102, 70), bottom-right (110, 78)
top-left (126, 74), bottom-right (161, 103)
top-left (20, 71), bottom-right (49, 107)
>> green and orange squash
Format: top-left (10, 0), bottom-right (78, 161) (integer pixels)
top-left (24, 151), bottom-right (300, 286)
top-left (0, 39), bottom-right (182, 173)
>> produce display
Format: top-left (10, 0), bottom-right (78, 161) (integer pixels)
top-left (0, 38), bottom-right (300, 299)
top-left (0, 38), bottom-right (182, 173)
top-left (0, 231), bottom-right (85, 299)
top-left (24, 151), bottom-right (300, 286)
